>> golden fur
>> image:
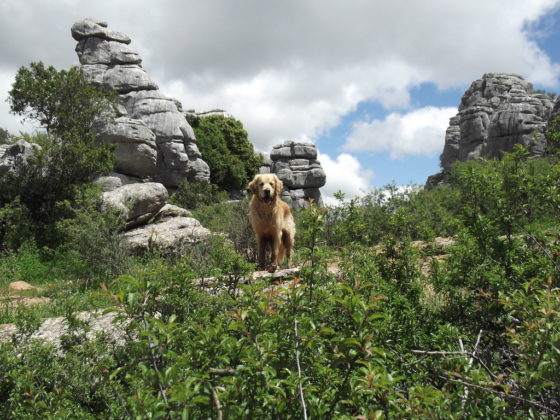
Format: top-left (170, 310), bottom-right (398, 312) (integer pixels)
top-left (248, 173), bottom-right (295, 272)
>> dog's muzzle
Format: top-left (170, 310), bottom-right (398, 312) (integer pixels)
top-left (262, 190), bottom-right (273, 203)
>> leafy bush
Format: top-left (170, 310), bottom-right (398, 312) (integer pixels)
top-left (0, 62), bottom-right (117, 248)
top-left (0, 127), bottom-right (10, 144)
top-left (168, 180), bottom-right (227, 210)
top-left (191, 114), bottom-right (262, 191)
top-left (322, 184), bottom-right (460, 246)
top-left (1, 148), bottom-right (559, 418)
top-left (54, 187), bottom-right (130, 288)
top-left (192, 199), bottom-right (257, 262)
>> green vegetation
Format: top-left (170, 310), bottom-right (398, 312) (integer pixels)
top-left (169, 180), bottom-right (228, 210)
top-left (0, 62), bottom-right (117, 248)
top-left (191, 114), bottom-right (262, 191)
top-left (0, 144), bottom-right (558, 418)
top-left (0, 62), bottom-right (559, 417)
top-left (547, 115), bottom-right (560, 152)
top-left (0, 127), bottom-right (10, 144)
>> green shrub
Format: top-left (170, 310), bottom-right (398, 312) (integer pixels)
top-left (1, 147), bottom-right (560, 418)
top-left (192, 199), bottom-right (257, 262)
top-left (168, 180), bottom-right (227, 210)
top-left (0, 127), bottom-right (10, 144)
top-left (54, 188), bottom-right (130, 288)
top-left (0, 62), bottom-right (117, 248)
top-left (191, 114), bottom-right (262, 191)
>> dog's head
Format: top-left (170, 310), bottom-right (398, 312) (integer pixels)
top-left (248, 173), bottom-right (284, 204)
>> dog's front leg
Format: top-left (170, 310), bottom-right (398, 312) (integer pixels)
top-left (257, 236), bottom-right (267, 269)
top-left (267, 233), bottom-right (281, 273)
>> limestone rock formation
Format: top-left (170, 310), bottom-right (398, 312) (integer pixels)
top-left (269, 141), bottom-right (326, 208)
top-left (426, 73), bottom-right (554, 188)
top-left (121, 216), bottom-right (210, 254)
top-left (101, 182), bottom-right (168, 229)
top-left (0, 140), bottom-right (41, 177)
top-left (100, 181), bottom-right (209, 252)
top-left (258, 152), bottom-right (272, 174)
top-left (71, 18), bottom-right (210, 187)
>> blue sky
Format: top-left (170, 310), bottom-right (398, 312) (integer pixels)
top-left (315, 13), bottom-right (560, 191)
top-left (0, 0), bottom-right (559, 202)
top-left (316, 83), bottom-right (466, 188)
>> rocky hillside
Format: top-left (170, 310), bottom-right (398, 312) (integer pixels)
top-left (426, 73), bottom-right (556, 188)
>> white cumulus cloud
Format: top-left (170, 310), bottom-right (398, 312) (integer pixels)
top-left (0, 0), bottom-right (558, 155)
top-left (344, 107), bottom-right (458, 158)
top-left (318, 152), bottom-right (374, 205)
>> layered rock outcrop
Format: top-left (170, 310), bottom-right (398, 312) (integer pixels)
top-left (100, 181), bottom-right (210, 253)
top-left (426, 73), bottom-right (555, 188)
top-left (71, 19), bottom-right (210, 187)
top-left (268, 141), bottom-right (326, 208)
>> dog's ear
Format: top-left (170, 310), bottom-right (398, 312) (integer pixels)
top-left (274, 174), bottom-right (284, 195)
top-left (248, 176), bottom-right (259, 194)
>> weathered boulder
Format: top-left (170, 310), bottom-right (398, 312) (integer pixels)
top-left (94, 172), bottom-right (142, 192)
top-left (95, 117), bottom-right (157, 177)
top-left (71, 18), bottom-right (131, 44)
top-left (76, 37), bottom-right (141, 65)
top-left (257, 152), bottom-right (272, 174)
top-left (427, 73), bottom-right (554, 188)
top-left (71, 18), bottom-right (210, 187)
top-left (152, 204), bottom-right (192, 222)
top-left (0, 140), bottom-right (40, 176)
top-left (101, 182), bottom-right (168, 228)
top-left (269, 141), bottom-right (326, 208)
top-left (121, 216), bottom-right (210, 254)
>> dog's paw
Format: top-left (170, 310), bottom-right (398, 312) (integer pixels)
top-left (267, 263), bottom-right (278, 273)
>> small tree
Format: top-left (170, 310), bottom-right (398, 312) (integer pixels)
top-left (192, 115), bottom-right (262, 191)
top-left (0, 127), bottom-right (10, 144)
top-left (0, 62), bottom-right (117, 247)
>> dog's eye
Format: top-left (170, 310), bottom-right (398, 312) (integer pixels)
top-left (260, 182), bottom-right (264, 186)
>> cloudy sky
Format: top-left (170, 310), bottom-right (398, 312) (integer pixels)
top-left (1, 0), bottom-right (559, 202)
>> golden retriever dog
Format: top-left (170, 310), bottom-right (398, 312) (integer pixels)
top-left (248, 173), bottom-right (295, 272)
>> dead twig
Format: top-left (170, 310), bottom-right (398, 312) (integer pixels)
top-left (294, 318), bottom-right (308, 420)
top-left (411, 347), bottom-right (496, 381)
top-left (439, 375), bottom-right (558, 416)
top-left (211, 386), bottom-right (223, 420)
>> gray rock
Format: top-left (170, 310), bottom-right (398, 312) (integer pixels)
top-left (121, 90), bottom-right (195, 140)
top-left (281, 188), bottom-right (323, 209)
top-left (72, 19), bottom-right (210, 187)
top-left (102, 182), bottom-right (168, 228)
top-left (121, 216), bottom-right (210, 254)
top-left (427, 73), bottom-right (554, 188)
top-left (0, 140), bottom-right (41, 176)
top-left (0, 310), bottom-right (126, 348)
top-left (76, 37), bottom-right (141, 65)
top-left (94, 173), bottom-right (142, 192)
top-left (268, 141), bottom-right (326, 208)
top-left (95, 117), bottom-right (157, 177)
top-left (257, 151), bottom-right (272, 173)
top-left (71, 18), bottom-right (131, 44)
top-left (80, 63), bottom-right (158, 93)
top-left (103, 65), bottom-right (158, 93)
top-left (152, 204), bottom-right (192, 223)
top-left (271, 140), bottom-right (318, 160)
